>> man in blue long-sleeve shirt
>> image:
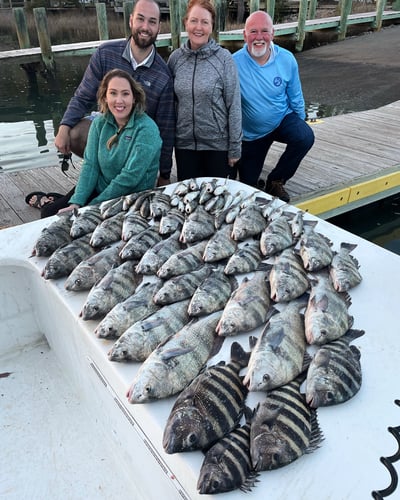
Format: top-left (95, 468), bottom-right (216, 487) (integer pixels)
top-left (233, 10), bottom-right (314, 202)
top-left (55, 0), bottom-right (175, 186)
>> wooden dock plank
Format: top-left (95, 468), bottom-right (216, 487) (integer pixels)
top-left (0, 100), bottom-right (399, 229)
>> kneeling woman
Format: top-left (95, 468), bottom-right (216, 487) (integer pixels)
top-left (45, 68), bottom-right (162, 217)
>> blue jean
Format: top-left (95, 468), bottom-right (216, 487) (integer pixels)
top-left (238, 112), bottom-right (315, 187)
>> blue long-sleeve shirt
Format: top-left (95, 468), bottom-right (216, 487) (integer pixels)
top-left (60, 38), bottom-right (175, 178)
top-left (233, 42), bottom-right (306, 141)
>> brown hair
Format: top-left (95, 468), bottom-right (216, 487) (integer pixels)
top-left (97, 69), bottom-right (146, 149)
top-left (132, 0), bottom-right (161, 21)
top-left (184, 0), bottom-right (216, 28)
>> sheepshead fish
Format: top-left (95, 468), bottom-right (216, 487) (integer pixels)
top-left (290, 210), bottom-right (304, 239)
top-left (149, 191), bottom-right (171, 219)
top-left (32, 214), bottom-right (73, 257)
top-left (89, 211), bottom-right (125, 248)
top-left (295, 221), bottom-right (333, 271)
top-left (135, 230), bottom-right (182, 275)
top-left (231, 202), bottom-right (267, 241)
top-left (153, 265), bottom-right (211, 306)
top-left (159, 208), bottom-right (185, 235)
top-left (99, 196), bottom-right (124, 219)
top-left (216, 271), bottom-right (270, 336)
top-left (306, 328), bottom-right (365, 408)
top-left (179, 205), bottom-right (216, 244)
top-left (243, 295), bottom-right (309, 392)
top-left (224, 240), bottom-right (264, 275)
top-left (70, 206), bottom-right (102, 239)
top-left (269, 248), bottom-right (309, 302)
top-left (259, 212), bottom-right (294, 256)
top-left (157, 239), bottom-right (208, 279)
top-left (119, 225), bottom-right (162, 260)
top-left (250, 371), bottom-right (324, 471)
top-left (305, 271), bottom-right (354, 345)
top-left (64, 242), bottom-right (123, 291)
top-left (93, 280), bottom-right (162, 338)
top-left (188, 266), bottom-right (237, 316)
top-left (202, 224), bottom-right (237, 263)
top-left (329, 242), bottom-right (362, 292)
top-left (197, 406), bottom-right (259, 494)
top-left (80, 260), bottom-right (143, 320)
top-left (127, 310), bottom-right (224, 403)
top-left (163, 341), bottom-right (249, 453)
top-left (121, 210), bottom-right (149, 242)
top-left (108, 299), bottom-right (191, 362)
top-left (42, 234), bottom-right (97, 280)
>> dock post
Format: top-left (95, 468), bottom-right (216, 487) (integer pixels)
top-left (337, 0), bottom-right (352, 41)
top-left (308, 0), bottom-right (317, 20)
top-left (123, 1), bottom-right (134, 38)
top-left (169, 0), bottom-right (182, 50)
top-left (33, 7), bottom-right (56, 75)
top-left (13, 7), bottom-right (30, 49)
top-left (250, 0), bottom-right (260, 14)
top-left (96, 2), bottom-right (109, 40)
top-left (295, 0), bottom-right (308, 51)
top-left (214, 0), bottom-right (226, 41)
top-left (265, 0), bottom-right (274, 20)
top-left (374, 0), bottom-right (386, 30)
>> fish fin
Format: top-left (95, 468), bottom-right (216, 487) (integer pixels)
top-left (160, 346), bottom-right (194, 361)
top-left (209, 334), bottom-right (225, 359)
top-left (306, 409), bottom-right (325, 453)
top-left (230, 341), bottom-right (251, 368)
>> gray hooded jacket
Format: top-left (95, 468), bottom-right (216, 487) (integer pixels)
top-left (168, 38), bottom-right (242, 159)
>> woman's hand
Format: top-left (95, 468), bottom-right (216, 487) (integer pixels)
top-left (58, 203), bottom-right (80, 215)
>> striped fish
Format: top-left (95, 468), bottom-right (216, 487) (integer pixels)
top-left (157, 239), bottom-right (208, 279)
top-left (231, 202), bottom-right (267, 241)
top-left (202, 223), bottom-right (237, 263)
top-left (99, 196), bottom-right (125, 219)
top-left (269, 248), bottom-right (309, 302)
top-left (306, 328), bottom-right (364, 407)
top-left (243, 295), bottom-right (309, 392)
top-left (108, 299), bottom-right (191, 362)
top-left (79, 260), bottom-right (143, 320)
top-left (32, 214), bottom-right (73, 257)
top-left (197, 406), bottom-right (259, 494)
top-left (121, 210), bottom-right (149, 242)
top-left (89, 211), bottom-right (125, 248)
top-left (259, 212), bottom-right (294, 257)
top-left (329, 242), bottom-right (362, 292)
top-left (70, 205), bottom-right (102, 239)
top-left (294, 221), bottom-right (333, 271)
top-left (179, 205), bottom-right (216, 244)
top-left (158, 208), bottom-right (185, 235)
top-left (216, 271), bottom-right (271, 336)
top-left (250, 371), bottom-right (324, 471)
top-left (41, 233), bottom-right (97, 280)
top-left (93, 279), bottom-right (162, 337)
top-left (135, 230), bottom-right (182, 275)
top-left (224, 240), bottom-right (264, 275)
top-left (119, 225), bottom-right (162, 260)
top-left (149, 191), bottom-right (171, 219)
top-left (163, 341), bottom-right (249, 453)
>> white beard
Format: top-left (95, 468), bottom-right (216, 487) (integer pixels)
top-left (250, 43), bottom-right (268, 59)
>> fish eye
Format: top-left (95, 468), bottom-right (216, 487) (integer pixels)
top-left (75, 279), bottom-right (82, 287)
top-left (326, 391), bottom-right (334, 402)
top-left (145, 385), bottom-right (152, 394)
top-left (263, 373), bottom-right (270, 383)
top-left (188, 432), bottom-right (198, 444)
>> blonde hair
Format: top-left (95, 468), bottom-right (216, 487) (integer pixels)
top-left (97, 69), bottom-right (146, 149)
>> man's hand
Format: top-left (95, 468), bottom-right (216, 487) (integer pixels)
top-left (157, 176), bottom-right (171, 187)
top-left (54, 125), bottom-right (72, 155)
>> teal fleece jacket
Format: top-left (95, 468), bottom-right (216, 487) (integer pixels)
top-left (69, 110), bottom-right (162, 207)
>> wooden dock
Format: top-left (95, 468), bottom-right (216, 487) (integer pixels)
top-left (1, 100), bottom-right (399, 229)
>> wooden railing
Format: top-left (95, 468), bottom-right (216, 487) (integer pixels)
top-left (1, 0), bottom-right (400, 74)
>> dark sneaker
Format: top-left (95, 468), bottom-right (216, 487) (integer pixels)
top-left (265, 179), bottom-right (290, 202)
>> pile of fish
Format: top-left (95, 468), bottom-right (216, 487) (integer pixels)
top-left (31, 177), bottom-right (365, 495)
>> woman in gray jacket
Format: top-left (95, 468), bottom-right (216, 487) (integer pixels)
top-left (167, 0), bottom-right (242, 181)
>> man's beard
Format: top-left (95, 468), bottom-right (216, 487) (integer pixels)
top-left (132, 29), bottom-right (158, 49)
top-left (250, 43), bottom-right (268, 58)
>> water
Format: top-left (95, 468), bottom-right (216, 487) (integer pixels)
top-left (0, 55), bottom-right (399, 254)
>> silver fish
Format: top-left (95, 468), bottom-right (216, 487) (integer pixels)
top-left (89, 211), bottom-right (125, 248)
top-left (64, 242), bottom-right (123, 291)
top-left (119, 225), bottom-right (162, 260)
top-left (157, 240), bottom-right (208, 279)
top-left (100, 196), bottom-right (125, 219)
top-left (159, 208), bottom-right (185, 235)
top-left (290, 210), bottom-right (304, 239)
top-left (70, 206), bottom-right (102, 239)
top-left (108, 299), bottom-right (191, 362)
top-left (135, 230), bottom-right (182, 275)
top-left (197, 407), bottom-right (259, 494)
top-left (121, 211), bottom-right (149, 242)
top-left (269, 248), bottom-right (309, 302)
top-left (153, 265), bottom-right (211, 305)
top-left (80, 260), bottom-right (143, 320)
top-left (295, 221), bottom-right (333, 271)
top-left (304, 271), bottom-right (354, 345)
top-left (42, 234), bottom-right (97, 280)
top-left (122, 191), bottom-right (143, 211)
top-left (93, 279), bottom-right (162, 337)
top-left (305, 328), bottom-right (365, 408)
top-left (224, 240), bottom-right (264, 275)
top-left (216, 271), bottom-right (271, 336)
top-left (203, 224), bottom-right (237, 263)
top-left (188, 266), bottom-right (237, 317)
top-left (126, 310), bottom-right (224, 403)
top-left (32, 214), bottom-right (73, 257)
top-left (179, 205), bottom-right (216, 244)
top-left (259, 212), bottom-right (294, 256)
top-left (162, 341), bottom-right (249, 453)
top-left (329, 242), bottom-right (362, 292)
top-left (149, 191), bottom-right (171, 219)
top-left (250, 371), bottom-right (324, 471)
top-left (231, 202), bottom-right (267, 241)
top-left (243, 295), bottom-right (309, 392)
